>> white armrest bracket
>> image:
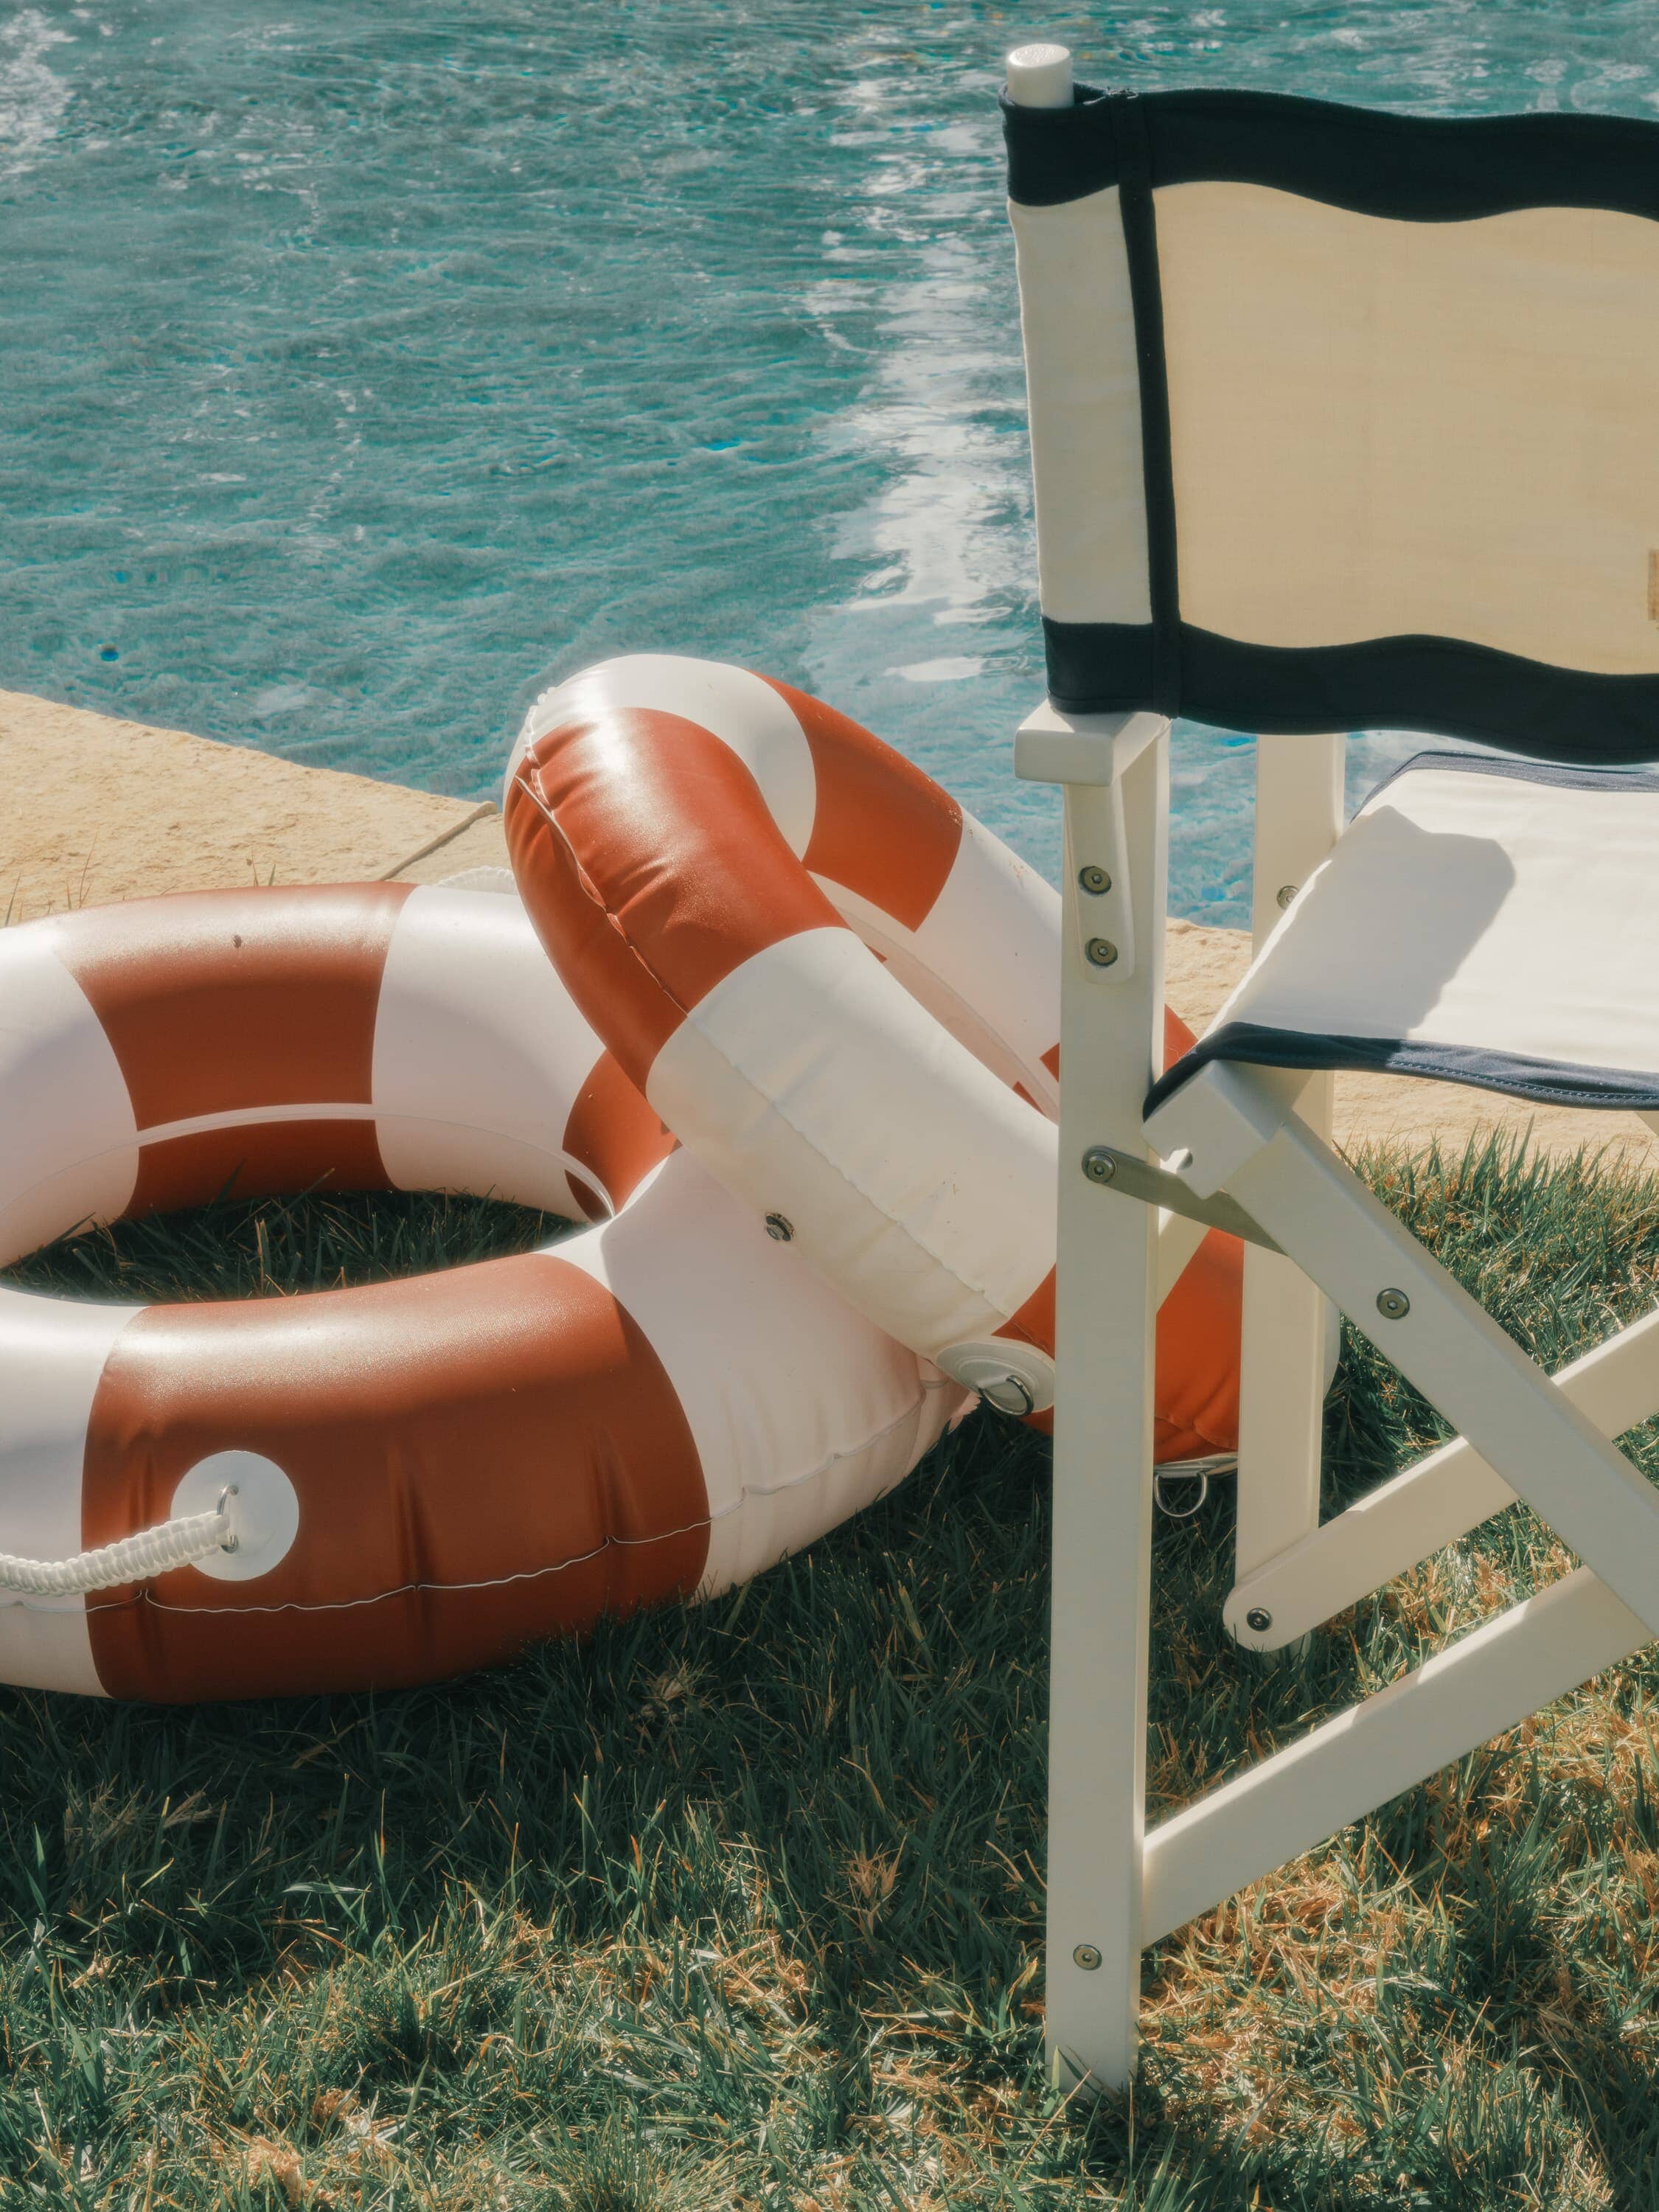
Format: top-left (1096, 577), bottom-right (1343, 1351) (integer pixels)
top-left (1015, 698), bottom-right (1170, 987)
top-left (1014, 698), bottom-right (1168, 788)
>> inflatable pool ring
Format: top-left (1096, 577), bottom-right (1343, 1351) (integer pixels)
top-left (504, 655), bottom-right (1242, 1461)
top-left (0, 883), bottom-right (963, 1701)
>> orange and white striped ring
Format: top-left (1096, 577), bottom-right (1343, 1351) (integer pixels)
top-left (502, 655), bottom-right (1242, 1458)
top-left (0, 883), bottom-right (962, 1701)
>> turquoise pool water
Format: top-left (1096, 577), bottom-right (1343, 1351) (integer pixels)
top-left (3, 1), bottom-right (1655, 920)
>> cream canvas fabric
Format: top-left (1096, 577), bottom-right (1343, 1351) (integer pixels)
top-left (1003, 83), bottom-right (1659, 758)
top-left (1157, 186), bottom-right (1659, 676)
top-left (1178, 754), bottom-right (1659, 1103)
top-left (1007, 187), bottom-right (1151, 628)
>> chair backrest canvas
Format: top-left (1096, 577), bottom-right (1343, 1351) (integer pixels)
top-left (1002, 88), bottom-right (1659, 762)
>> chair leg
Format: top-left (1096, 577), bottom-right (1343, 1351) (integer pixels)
top-left (1044, 731), bottom-right (1169, 2094)
top-left (1151, 1062), bottom-right (1659, 1641)
top-left (1236, 1185), bottom-right (1332, 1580)
top-left (1228, 1304), bottom-right (1659, 1649)
top-left (1233, 734), bottom-right (1344, 1584)
top-left (1142, 1560), bottom-right (1647, 1944)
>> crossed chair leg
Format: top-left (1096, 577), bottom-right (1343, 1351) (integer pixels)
top-left (1033, 728), bottom-right (1659, 2094)
top-left (1118, 1061), bottom-right (1659, 1947)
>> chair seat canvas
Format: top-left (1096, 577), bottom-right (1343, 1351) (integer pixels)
top-left (1149, 751), bottom-right (1659, 1114)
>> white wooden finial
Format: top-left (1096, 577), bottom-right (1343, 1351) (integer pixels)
top-left (1006, 43), bottom-right (1074, 108)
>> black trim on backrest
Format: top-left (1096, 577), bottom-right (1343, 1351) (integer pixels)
top-left (1110, 96), bottom-right (1182, 717)
top-left (1001, 85), bottom-right (1659, 765)
top-left (1001, 83), bottom-right (1659, 223)
top-left (1040, 623), bottom-right (1659, 764)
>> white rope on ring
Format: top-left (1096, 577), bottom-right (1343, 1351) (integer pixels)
top-left (0, 1495), bottom-right (237, 1598)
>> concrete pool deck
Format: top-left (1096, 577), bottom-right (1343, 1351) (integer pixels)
top-left (4, 684), bottom-right (1654, 1172)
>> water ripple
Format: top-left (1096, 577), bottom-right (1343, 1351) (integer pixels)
top-left (0, 0), bottom-right (1651, 918)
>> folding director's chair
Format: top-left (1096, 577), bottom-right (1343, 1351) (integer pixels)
top-left (1001, 46), bottom-right (1659, 2091)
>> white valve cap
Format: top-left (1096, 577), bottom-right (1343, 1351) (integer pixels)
top-left (1006, 44), bottom-right (1074, 109)
top-left (171, 1450), bottom-right (300, 1582)
top-left (935, 1339), bottom-right (1057, 1417)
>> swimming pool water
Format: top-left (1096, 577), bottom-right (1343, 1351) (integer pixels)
top-left (3, 1), bottom-right (1655, 921)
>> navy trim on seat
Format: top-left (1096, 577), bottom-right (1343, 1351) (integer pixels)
top-left (1360, 748), bottom-right (1659, 805)
top-left (1144, 1021), bottom-right (1659, 1120)
top-left (1002, 84), bottom-right (1659, 223)
top-left (1043, 619), bottom-right (1659, 765)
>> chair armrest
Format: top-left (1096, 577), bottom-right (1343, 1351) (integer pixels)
top-left (1015, 699), bottom-right (1169, 787)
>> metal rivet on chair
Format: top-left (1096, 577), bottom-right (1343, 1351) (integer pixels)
top-left (1245, 1607), bottom-right (1273, 1634)
top-left (1082, 1147), bottom-right (1116, 1186)
top-left (1276, 883), bottom-right (1298, 910)
top-left (1375, 1287), bottom-right (1411, 1321)
top-left (765, 1214), bottom-right (793, 1242)
top-left (1084, 936), bottom-right (1119, 968)
top-left (1078, 863), bottom-right (1112, 896)
top-left (1073, 1943), bottom-right (1102, 1972)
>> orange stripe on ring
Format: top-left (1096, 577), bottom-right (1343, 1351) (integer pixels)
top-left (760, 676), bottom-right (963, 931)
top-left (1038, 1006), bottom-right (1195, 1090)
top-left (992, 1236), bottom-right (1240, 1461)
top-left (60, 884), bottom-right (412, 1124)
top-left (81, 1253), bottom-right (708, 1703)
top-left (58, 883), bottom-right (412, 1217)
top-left (561, 1050), bottom-right (676, 1219)
top-left (505, 707), bottom-right (845, 1092)
top-left (129, 1121), bottom-right (389, 1219)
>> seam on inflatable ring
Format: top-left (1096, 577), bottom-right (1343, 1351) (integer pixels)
top-left (698, 1380), bottom-right (950, 1517)
top-left (73, 1529), bottom-right (715, 1617)
top-left (516, 759), bottom-right (1045, 1329)
top-left (1, 1116), bottom-right (614, 1226)
top-left (820, 881), bottom-right (1060, 1116)
top-left (515, 762), bottom-right (705, 1030)
top-left (56, 1384), bottom-right (950, 1621)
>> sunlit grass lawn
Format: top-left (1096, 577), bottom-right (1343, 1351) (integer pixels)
top-left (6, 1136), bottom-right (1659, 2208)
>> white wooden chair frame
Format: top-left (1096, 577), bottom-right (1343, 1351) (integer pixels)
top-left (1026, 700), bottom-right (1659, 2093)
top-left (1000, 44), bottom-right (1659, 2094)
